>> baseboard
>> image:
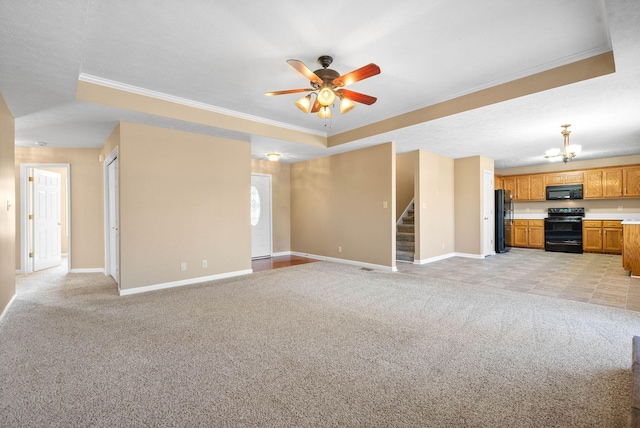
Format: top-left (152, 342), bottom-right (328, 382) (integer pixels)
top-left (291, 252), bottom-right (397, 272)
top-left (70, 268), bottom-right (105, 273)
top-left (118, 269), bottom-right (253, 296)
top-left (0, 294), bottom-right (17, 322)
top-left (454, 252), bottom-right (486, 259)
top-left (413, 253), bottom-right (457, 265)
top-left (271, 251), bottom-right (292, 257)
top-left (15, 269), bottom-right (24, 275)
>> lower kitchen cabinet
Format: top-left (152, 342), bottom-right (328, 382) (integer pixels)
top-left (583, 220), bottom-right (622, 254)
top-left (513, 219), bottom-right (544, 249)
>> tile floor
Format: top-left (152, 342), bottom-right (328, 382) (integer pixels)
top-left (252, 250), bottom-right (640, 311)
top-left (397, 248), bottom-right (640, 311)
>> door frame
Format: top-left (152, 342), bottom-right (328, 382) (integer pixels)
top-left (103, 147), bottom-right (120, 288)
top-left (250, 173), bottom-right (273, 259)
top-left (19, 163), bottom-right (71, 274)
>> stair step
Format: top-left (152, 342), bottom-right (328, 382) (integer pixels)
top-left (407, 209), bottom-right (414, 216)
top-left (397, 224), bottom-right (414, 233)
top-left (396, 232), bottom-right (415, 242)
top-left (396, 250), bottom-right (414, 262)
top-left (396, 241), bottom-right (415, 252)
top-left (402, 216), bottom-right (414, 224)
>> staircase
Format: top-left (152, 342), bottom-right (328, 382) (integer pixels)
top-left (396, 202), bottom-right (415, 262)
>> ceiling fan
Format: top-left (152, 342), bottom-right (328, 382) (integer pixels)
top-left (265, 55), bottom-right (381, 118)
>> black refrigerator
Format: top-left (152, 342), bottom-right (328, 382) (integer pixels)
top-left (495, 189), bottom-right (513, 253)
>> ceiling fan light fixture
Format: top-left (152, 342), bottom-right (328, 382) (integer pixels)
top-left (317, 86), bottom-right (336, 107)
top-left (294, 94), bottom-right (312, 113)
top-left (266, 152), bottom-right (282, 162)
top-left (318, 106), bottom-right (332, 119)
top-left (339, 97), bottom-right (355, 114)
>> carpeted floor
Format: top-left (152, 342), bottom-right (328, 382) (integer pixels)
top-left (2, 261), bottom-right (640, 427)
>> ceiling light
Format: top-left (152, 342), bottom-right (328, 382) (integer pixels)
top-left (295, 94), bottom-right (312, 113)
top-left (339, 97), bottom-right (355, 114)
top-left (544, 124), bottom-right (581, 163)
top-left (317, 86), bottom-right (336, 107)
top-left (266, 152), bottom-right (281, 162)
top-left (318, 106), bottom-right (332, 119)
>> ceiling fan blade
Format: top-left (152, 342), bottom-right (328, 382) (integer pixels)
top-left (333, 63), bottom-right (381, 87)
top-left (310, 97), bottom-right (321, 113)
top-left (287, 59), bottom-right (323, 85)
top-left (264, 88), bottom-right (314, 96)
top-left (338, 89), bottom-right (377, 105)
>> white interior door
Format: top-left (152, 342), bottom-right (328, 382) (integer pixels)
top-left (32, 168), bottom-right (61, 271)
top-left (483, 169), bottom-right (494, 256)
top-left (107, 157), bottom-right (120, 285)
top-left (251, 174), bottom-right (272, 259)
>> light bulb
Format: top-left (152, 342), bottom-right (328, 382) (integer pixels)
top-left (317, 87), bottom-right (336, 107)
top-left (266, 153), bottom-right (281, 162)
top-left (569, 144), bottom-right (581, 155)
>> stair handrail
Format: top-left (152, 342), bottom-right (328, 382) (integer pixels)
top-left (397, 198), bottom-right (415, 225)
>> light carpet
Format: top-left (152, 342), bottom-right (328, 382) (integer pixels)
top-left (2, 261), bottom-right (640, 427)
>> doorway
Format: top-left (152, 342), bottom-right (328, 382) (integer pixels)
top-left (251, 173), bottom-right (272, 259)
top-left (104, 148), bottom-right (120, 288)
top-left (483, 169), bottom-right (495, 256)
top-left (19, 164), bottom-right (70, 274)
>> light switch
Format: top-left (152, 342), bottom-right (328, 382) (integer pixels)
top-left (383, 201), bottom-right (388, 208)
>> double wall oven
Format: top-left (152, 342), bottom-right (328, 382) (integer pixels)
top-left (544, 207), bottom-right (584, 254)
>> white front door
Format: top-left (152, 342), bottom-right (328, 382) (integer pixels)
top-left (483, 169), bottom-right (494, 256)
top-left (251, 174), bottom-right (272, 259)
top-left (107, 157), bottom-right (120, 284)
top-left (32, 168), bottom-right (62, 271)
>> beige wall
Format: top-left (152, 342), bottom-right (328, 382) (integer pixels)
top-left (291, 142), bottom-right (396, 268)
top-left (454, 156), bottom-right (494, 255)
top-left (251, 159), bottom-right (291, 254)
top-left (396, 151), bottom-right (416, 221)
top-left (415, 151), bottom-right (455, 261)
top-left (0, 93), bottom-right (16, 316)
top-left (117, 122), bottom-right (251, 290)
top-left (14, 147), bottom-right (103, 271)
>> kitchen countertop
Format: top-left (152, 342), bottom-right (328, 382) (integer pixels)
top-left (622, 220), bottom-right (640, 225)
top-left (513, 213), bottom-right (640, 221)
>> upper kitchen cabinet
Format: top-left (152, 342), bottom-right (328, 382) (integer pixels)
top-left (584, 170), bottom-right (603, 199)
top-left (503, 176), bottom-right (516, 198)
top-left (623, 166), bottom-right (640, 197)
top-left (545, 171), bottom-right (584, 185)
top-left (513, 175), bottom-right (545, 201)
top-left (603, 168), bottom-right (623, 198)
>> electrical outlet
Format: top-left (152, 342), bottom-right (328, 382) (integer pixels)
top-left (338, 246), bottom-right (342, 253)
top-left (202, 260), bottom-right (208, 268)
top-left (180, 262), bottom-right (187, 271)
top-left (618, 206), bottom-right (623, 212)
top-left (441, 243), bottom-right (445, 250)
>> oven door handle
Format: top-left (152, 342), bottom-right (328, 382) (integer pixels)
top-left (546, 240), bottom-right (581, 246)
top-left (545, 219), bottom-right (582, 223)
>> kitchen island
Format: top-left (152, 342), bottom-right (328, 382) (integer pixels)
top-left (622, 221), bottom-right (640, 277)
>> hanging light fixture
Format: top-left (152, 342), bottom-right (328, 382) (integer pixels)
top-left (545, 124), bottom-right (581, 163)
top-left (317, 106), bottom-right (332, 119)
top-left (339, 97), bottom-right (355, 114)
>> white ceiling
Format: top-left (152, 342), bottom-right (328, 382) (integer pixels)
top-left (1, 0), bottom-right (639, 168)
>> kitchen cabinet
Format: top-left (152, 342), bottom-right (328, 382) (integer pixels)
top-left (623, 166), bottom-right (640, 197)
top-left (503, 176), bottom-right (516, 198)
top-left (622, 222), bottom-right (640, 276)
top-left (582, 220), bottom-right (622, 254)
top-left (584, 170), bottom-right (603, 199)
top-left (513, 219), bottom-right (544, 249)
top-left (545, 171), bottom-right (584, 185)
top-left (604, 168), bottom-right (623, 198)
top-left (495, 175), bottom-right (503, 190)
top-left (513, 175), bottom-right (545, 201)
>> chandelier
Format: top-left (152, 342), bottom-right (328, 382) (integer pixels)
top-left (545, 124), bottom-right (581, 163)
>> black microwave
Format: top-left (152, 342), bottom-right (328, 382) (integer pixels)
top-left (546, 184), bottom-right (583, 200)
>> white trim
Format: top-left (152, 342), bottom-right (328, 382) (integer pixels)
top-left (70, 268), bottom-right (105, 273)
top-left (118, 269), bottom-right (253, 296)
top-left (413, 253), bottom-right (457, 265)
top-left (79, 73), bottom-right (326, 138)
top-left (103, 147), bottom-right (120, 290)
top-left (15, 270), bottom-right (24, 275)
top-left (291, 252), bottom-right (397, 272)
top-left (271, 251), bottom-right (292, 257)
top-left (454, 252), bottom-right (486, 259)
top-left (0, 294), bottom-right (17, 322)
top-left (251, 173), bottom-right (273, 259)
top-left (19, 164), bottom-right (71, 274)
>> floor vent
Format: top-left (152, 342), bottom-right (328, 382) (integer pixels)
top-left (360, 268), bottom-right (374, 272)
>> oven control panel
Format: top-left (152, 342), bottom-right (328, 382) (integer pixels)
top-left (548, 207), bottom-right (585, 217)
